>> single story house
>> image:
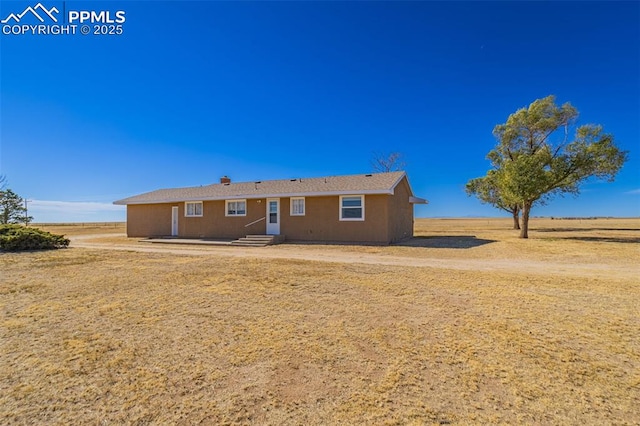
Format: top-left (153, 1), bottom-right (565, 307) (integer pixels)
top-left (113, 171), bottom-right (427, 244)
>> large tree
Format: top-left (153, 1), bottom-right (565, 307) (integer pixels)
top-left (466, 172), bottom-right (521, 229)
top-left (0, 189), bottom-right (32, 225)
top-left (470, 95), bottom-right (628, 238)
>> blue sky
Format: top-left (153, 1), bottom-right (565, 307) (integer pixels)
top-left (1, 1), bottom-right (638, 222)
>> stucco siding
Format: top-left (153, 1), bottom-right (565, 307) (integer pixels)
top-left (126, 203), bottom-right (174, 237)
top-left (387, 177), bottom-right (414, 242)
top-left (126, 200), bottom-right (267, 238)
top-left (281, 194), bottom-right (390, 243)
top-left (179, 199), bottom-right (266, 238)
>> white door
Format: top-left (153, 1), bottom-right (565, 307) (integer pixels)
top-left (171, 206), bottom-right (179, 236)
top-left (266, 198), bottom-right (280, 235)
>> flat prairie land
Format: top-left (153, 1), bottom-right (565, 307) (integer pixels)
top-left (1, 218), bottom-right (638, 425)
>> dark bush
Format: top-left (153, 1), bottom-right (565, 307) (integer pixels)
top-left (0, 225), bottom-right (70, 251)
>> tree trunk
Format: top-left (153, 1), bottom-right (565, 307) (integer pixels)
top-left (519, 202), bottom-right (531, 238)
top-left (512, 208), bottom-right (521, 230)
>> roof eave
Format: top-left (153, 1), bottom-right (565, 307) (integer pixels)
top-left (409, 196), bottom-right (428, 204)
top-left (114, 188), bottom-right (396, 205)
top-left (389, 171), bottom-right (407, 192)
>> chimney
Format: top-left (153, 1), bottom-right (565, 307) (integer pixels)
top-left (220, 176), bottom-right (231, 184)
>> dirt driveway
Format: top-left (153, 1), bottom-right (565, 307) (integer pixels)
top-left (69, 234), bottom-right (639, 280)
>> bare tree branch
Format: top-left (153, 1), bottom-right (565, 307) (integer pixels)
top-left (371, 152), bottom-right (406, 173)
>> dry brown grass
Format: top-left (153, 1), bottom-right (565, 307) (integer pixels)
top-left (1, 218), bottom-right (638, 424)
top-left (34, 222), bottom-right (126, 236)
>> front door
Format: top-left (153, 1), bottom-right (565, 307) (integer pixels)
top-left (171, 206), bottom-right (179, 236)
top-left (266, 198), bottom-right (280, 235)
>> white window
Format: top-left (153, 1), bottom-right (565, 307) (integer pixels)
top-left (226, 200), bottom-right (246, 216)
top-left (340, 195), bottom-right (364, 221)
top-left (290, 197), bottom-right (305, 216)
top-left (185, 201), bottom-right (203, 217)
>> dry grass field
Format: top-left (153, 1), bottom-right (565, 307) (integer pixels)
top-left (1, 218), bottom-right (639, 424)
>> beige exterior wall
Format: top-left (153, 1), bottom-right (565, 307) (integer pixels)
top-left (126, 200), bottom-right (267, 238)
top-left (281, 194), bottom-right (390, 243)
top-left (387, 177), bottom-right (415, 242)
top-left (127, 203), bottom-right (174, 237)
top-left (125, 177), bottom-right (416, 243)
top-left (180, 199), bottom-right (266, 238)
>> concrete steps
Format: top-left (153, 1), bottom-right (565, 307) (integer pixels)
top-left (231, 234), bottom-right (285, 247)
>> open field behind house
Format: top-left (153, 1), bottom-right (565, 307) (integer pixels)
top-left (2, 218), bottom-right (639, 424)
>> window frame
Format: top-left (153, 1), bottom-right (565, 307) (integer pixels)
top-left (225, 199), bottom-right (247, 217)
top-left (290, 197), bottom-right (306, 216)
top-left (339, 195), bottom-right (365, 221)
top-left (185, 201), bottom-right (203, 217)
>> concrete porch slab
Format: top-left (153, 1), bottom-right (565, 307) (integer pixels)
top-left (141, 238), bottom-right (234, 246)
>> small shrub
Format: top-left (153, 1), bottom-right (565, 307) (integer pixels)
top-left (0, 225), bottom-right (70, 251)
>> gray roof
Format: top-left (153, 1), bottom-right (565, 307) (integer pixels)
top-left (114, 171), bottom-right (424, 205)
